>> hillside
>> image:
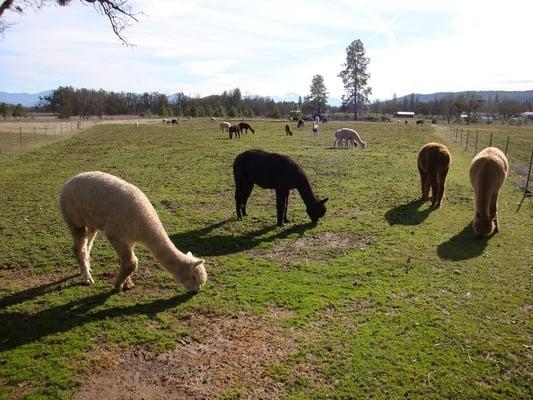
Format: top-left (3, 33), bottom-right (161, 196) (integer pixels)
top-left (396, 90), bottom-right (533, 103)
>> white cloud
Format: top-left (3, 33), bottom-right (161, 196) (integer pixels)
top-left (0, 0), bottom-right (531, 100)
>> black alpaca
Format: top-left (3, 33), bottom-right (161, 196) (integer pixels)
top-left (233, 149), bottom-right (328, 226)
top-left (238, 122), bottom-right (255, 134)
top-left (297, 119), bottom-right (305, 128)
top-left (229, 125), bottom-right (241, 139)
top-left (285, 125), bottom-right (293, 136)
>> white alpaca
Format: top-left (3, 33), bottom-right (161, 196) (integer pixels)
top-left (135, 122), bottom-right (139, 128)
top-left (59, 171), bottom-right (208, 292)
top-left (219, 121), bottom-right (231, 132)
top-left (315, 116), bottom-right (320, 123)
top-left (312, 123), bottom-right (319, 136)
top-left (210, 116), bottom-right (217, 121)
top-left (334, 128), bottom-right (367, 149)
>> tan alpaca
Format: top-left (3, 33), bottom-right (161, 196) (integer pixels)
top-left (59, 171), bottom-right (207, 292)
top-left (219, 121), bottom-right (231, 132)
top-left (469, 147), bottom-right (508, 237)
top-left (417, 143), bottom-right (451, 207)
top-left (334, 128), bottom-right (367, 149)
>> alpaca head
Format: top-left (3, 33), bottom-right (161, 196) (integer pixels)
top-left (179, 251), bottom-right (207, 293)
top-left (361, 141), bottom-right (367, 149)
top-left (473, 214), bottom-right (494, 237)
top-left (307, 198), bottom-right (328, 224)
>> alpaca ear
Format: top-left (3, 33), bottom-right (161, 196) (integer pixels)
top-left (193, 259), bottom-right (205, 267)
top-left (320, 198), bottom-right (329, 205)
top-left (187, 251), bottom-right (192, 257)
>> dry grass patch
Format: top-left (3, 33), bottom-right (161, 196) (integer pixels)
top-left (75, 309), bottom-right (297, 400)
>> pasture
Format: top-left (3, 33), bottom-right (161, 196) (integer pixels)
top-left (0, 120), bottom-right (531, 399)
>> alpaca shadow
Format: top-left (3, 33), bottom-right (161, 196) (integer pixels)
top-left (0, 273), bottom-right (80, 310)
top-left (0, 288), bottom-right (194, 351)
top-left (384, 198), bottom-right (434, 226)
top-left (169, 218), bottom-right (313, 258)
top-left (437, 223), bottom-right (489, 261)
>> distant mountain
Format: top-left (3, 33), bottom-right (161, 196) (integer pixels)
top-left (395, 90), bottom-right (533, 103)
top-left (0, 90), bottom-right (53, 107)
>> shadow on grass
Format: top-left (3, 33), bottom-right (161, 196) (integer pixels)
top-left (0, 274), bottom-right (80, 310)
top-left (384, 198), bottom-right (434, 226)
top-left (437, 223), bottom-right (488, 261)
top-left (169, 218), bottom-right (314, 257)
top-left (0, 289), bottom-right (195, 351)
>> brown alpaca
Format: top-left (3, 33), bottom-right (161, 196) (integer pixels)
top-left (228, 125), bottom-right (241, 139)
top-left (285, 125), bottom-right (293, 136)
top-left (417, 142), bottom-right (451, 207)
top-left (297, 119), bottom-right (305, 128)
top-left (469, 147), bottom-right (508, 237)
top-left (238, 122), bottom-right (255, 134)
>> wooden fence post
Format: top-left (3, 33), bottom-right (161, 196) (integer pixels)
top-left (524, 150), bottom-right (533, 195)
top-left (489, 132), bottom-right (493, 147)
top-left (465, 130), bottom-right (470, 151)
top-left (474, 131), bottom-right (478, 154)
top-left (504, 136), bottom-right (510, 155)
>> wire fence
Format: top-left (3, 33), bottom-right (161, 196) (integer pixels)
top-left (442, 125), bottom-right (533, 198)
top-left (0, 120), bottom-right (99, 155)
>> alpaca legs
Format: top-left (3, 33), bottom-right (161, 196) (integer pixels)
top-left (490, 193), bottom-right (499, 233)
top-left (108, 237), bottom-right (138, 291)
top-left (283, 192), bottom-right (290, 223)
top-left (235, 181), bottom-right (253, 219)
top-left (418, 166), bottom-right (430, 200)
top-left (429, 172), bottom-right (439, 207)
top-left (437, 168), bottom-right (449, 207)
top-left (276, 188), bottom-right (289, 226)
top-left (69, 225), bottom-right (94, 285)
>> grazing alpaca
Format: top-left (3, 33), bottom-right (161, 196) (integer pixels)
top-left (233, 149), bottom-right (328, 226)
top-left (321, 118), bottom-right (328, 124)
top-left (312, 123), bottom-right (319, 136)
top-left (297, 119), bottom-right (305, 128)
top-left (334, 128), bottom-right (367, 149)
top-left (285, 125), bottom-right (293, 136)
top-left (171, 119), bottom-right (178, 125)
top-left (469, 147), bottom-right (508, 237)
top-left (210, 116), bottom-right (217, 121)
top-left (238, 122), bottom-right (255, 134)
top-left (162, 119), bottom-right (168, 124)
top-left (59, 172), bottom-right (207, 292)
top-left (417, 143), bottom-right (451, 208)
top-left (219, 121), bottom-right (231, 132)
top-left (228, 125), bottom-right (241, 139)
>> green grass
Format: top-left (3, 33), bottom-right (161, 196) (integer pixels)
top-left (0, 120), bottom-right (531, 399)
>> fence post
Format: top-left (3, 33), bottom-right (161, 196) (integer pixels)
top-left (524, 150), bottom-right (533, 195)
top-left (34, 126), bottom-right (36, 136)
top-left (465, 130), bottom-right (470, 151)
top-left (504, 136), bottom-right (510, 155)
top-left (460, 130), bottom-right (463, 145)
top-left (474, 131), bottom-right (478, 154)
top-left (489, 132), bottom-right (493, 147)
top-left (455, 128), bottom-right (458, 142)
top-left (19, 127), bottom-right (22, 146)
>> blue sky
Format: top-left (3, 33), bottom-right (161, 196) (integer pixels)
top-left (0, 0), bottom-right (532, 102)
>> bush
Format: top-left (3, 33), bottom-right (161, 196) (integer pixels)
top-left (380, 116), bottom-right (391, 122)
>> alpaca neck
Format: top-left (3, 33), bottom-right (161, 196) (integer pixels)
top-left (144, 229), bottom-right (188, 272)
top-left (296, 177), bottom-right (318, 208)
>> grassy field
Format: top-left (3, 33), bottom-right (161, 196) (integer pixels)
top-left (0, 120), bottom-right (531, 399)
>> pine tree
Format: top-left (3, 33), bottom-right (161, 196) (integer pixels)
top-left (308, 75), bottom-right (328, 115)
top-left (338, 39), bottom-right (372, 120)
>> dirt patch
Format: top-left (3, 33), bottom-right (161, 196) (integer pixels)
top-left (75, 310), bottom-right (297, 400)
top-left (159, 199), bottom-right (181, 212)
top-left (252, 231), bottom-right (373, 263)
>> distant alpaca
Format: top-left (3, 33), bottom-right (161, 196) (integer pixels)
top-left (469, 147), bottom-right (508, 237)
top-left (334, 128), bottom-right (367, 149)
top-left (162, 119), bottom-right (168, 124)
top-left (417, 143), bottom-right (451, 208)
top-left (312, 123), bottom-right (319, 136)
top-left (59, 172), bottom-right (207, 292)
top-left (219, 121), bottom-right (231, 132)
top-left (210, 116), bottom-right (217, 121)
top-left (321, 118), bottom-right (328, 124)
top-left (135, 122), bottom-right (139, 128)
top-left (238, 122), bottom-right (255, 134)
top-left (228, 125), bottom-right (241, 139)
top-left (171, 119), bottom-right (178, 125)
top-left (297, 119), bottom-right (305, 128)
top-left (285, 125), bottom-right (293, 136)
top-left (233, 149), bottom-right (328, 226)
